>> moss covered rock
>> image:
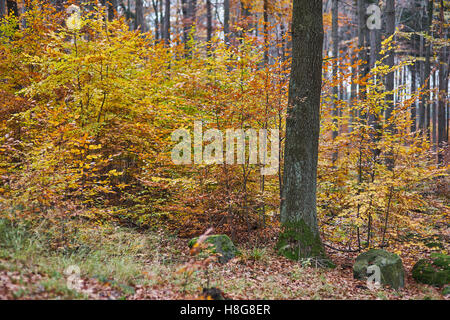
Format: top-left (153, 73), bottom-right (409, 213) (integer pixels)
top-left (353, 249), bottom-right (405, 289)
top-left (412, 253), bottom-right (450, 287)
top-left (443, 286), bottom-right (450, 296)
top-left (188, 234), bottom-right (239, 263)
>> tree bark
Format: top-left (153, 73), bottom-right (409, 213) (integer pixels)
top-left (331, 0), bottom-right (339, 162)
top-left (358, 0), bottom-right (368, 114)
top-left (108, 0), bottom-right (116, 21)
top-left (410, 35), bottom-right (417, 133)
top-left (135, 0), bottom-right (144, 31)
top-left (263, 0), bottom-right (269, 65)
top-left (6, 0), bottom-right (18, 17)
top-left (0, 0), bottom-right (6, 18)
top-left (163, 0), bottom-right (170, 44)
top-left (437, 0), bottom-right (448, 164)
top-left (152, 0), bottom-right (160, 40)
top-left (278, 0), bottom-right (330, 265)
top-left (385, 0), bottom-right (395, 169)
top-left (424, 0), bottom-right (434, 137)
top-left (385, 0), bottom-right (395, 126)
top-left (224, 0), bottom-right (230, 45)
top-left (206, 0), bottom-right (212, 43)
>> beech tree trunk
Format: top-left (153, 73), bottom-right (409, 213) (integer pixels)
top-left (0, 0), bottom-right (6, 18)
top-left (206, 0), bottom-right (212, 43)
top-left (6, 0), bottom-right (17, 17)
top-left (424, 0), bottom-right (434, 137)
top-left (385, 0), bottom-right (395, 126)
top-left (358, 0), bottom-right (368, 113)
top-left (163, 0), bottom-right (170, 44)
top-left (224, 0), bottom-right (230, 45)
top-left (331, 0), bottom-right (339, 163)
top-left (152, 0), bottom-right (160, 40)
top-left (278, 0), bottom-right (329, 264)
top-left (135, 0), bottom-right (144, 31)
top-left (437, 0), bottom-right (448, 164)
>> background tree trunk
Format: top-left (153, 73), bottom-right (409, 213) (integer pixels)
top-left (224, 0), bottom-right (230, 45)
top-left (437, 0), bottom-right (448, 164)
top-left (358, 0), bottom-right (368, 116)
top-left (385, 0), bottom-right (395, 129)
top-left (424, 0), bottom-right (434, 137)
top-left (163, 0), bottom-right (170, 44)
top-left (108, 0), bottom-right (116, 21)
top-left (331, 0), bottom-right (339, 162)
top-left (6, 0), bottom-right (18, 17)
top-left (206, 0), bottom-right (212, 43)
top-left (0, 0), bottom-right (6, 18)
top-left (135, 0), bottom-right (144, 31)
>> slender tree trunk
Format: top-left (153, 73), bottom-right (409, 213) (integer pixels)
top-left (278, 0), bottom-right (330, 265)
top-left (263, 0), bottom-right (269, 65)
top-left (0, 0), bottom-right (6, 18)
top-left (410, 35), bottom-right (417, 133)
top-left (6, 0), bottom-right (18, 17)
top-left (163, 0), bottom-right (170, 44)
top-left (108, 0), bottom-right (116, 21)
top-left (424, 0), bottom-right (434, 138)
top-left (331, 0), bottom-right (339, 162)
top-left (224, 0), bottom-right (230, 45)
top-left (358, 0), bottom-right (368, 113)
top-left (385, 0), bottom-right (395, 169)
top-left (206, 0), bottom-right (212, 43)
top-left (152, 0), bottom-right (160, 40)
top-left (135, 0), bottom-right (144, 31)
top-left (433, 69), bottom-right (437, 149)
top-left (349, 0), bottom-right (358, 132)
top-left (418, 32), bottom-right (425, 130)
top-left (181, 0), bottom-right (196, 45)
top-left (385, 0), bottom-right (395, 123)
top-left (437, 0), bottom-right (448, 164)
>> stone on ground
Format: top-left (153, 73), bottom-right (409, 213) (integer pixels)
top-left (353, 249), bottom-right (405, 290)
top-left (188, 234), bottom-right (239, 263)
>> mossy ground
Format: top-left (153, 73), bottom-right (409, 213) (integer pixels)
top-left (0, 218), bottom-right (447, 300)
top-left (276, 219), bottom-right (335, 268)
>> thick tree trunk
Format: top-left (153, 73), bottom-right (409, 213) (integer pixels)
top-left (278, 0), bottom-right (330, 265)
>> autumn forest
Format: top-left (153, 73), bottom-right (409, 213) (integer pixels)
top-left (0, 0), bottom-right (449, 302)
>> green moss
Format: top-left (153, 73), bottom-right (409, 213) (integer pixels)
top-left (188, 234), bottom-right (239, 263)
top-left (276, 219), bottom-right (334, 268)
top-left (443, 286), bottom-right (450, 296)
top-left (412, 254), bottom-right (450, 287)
top-left (353, 249), bottom-right (405, 290)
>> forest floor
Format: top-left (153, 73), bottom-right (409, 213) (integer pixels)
top-left (0, 217), bottom-right (448, 300)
